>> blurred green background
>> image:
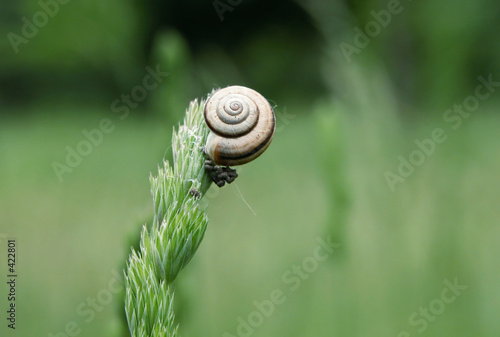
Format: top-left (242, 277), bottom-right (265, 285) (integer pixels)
top-left (1, 0), bottom-right (500, 336)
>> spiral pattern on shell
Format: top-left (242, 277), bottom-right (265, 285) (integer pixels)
top-left (204, 86), bottom-right (275, 166)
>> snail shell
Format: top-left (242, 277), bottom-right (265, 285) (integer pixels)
top-left (204, 86), bottom-right (275, 166)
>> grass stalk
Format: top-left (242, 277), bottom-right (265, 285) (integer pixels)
top-left (124, 98), bottom-right (212, 337)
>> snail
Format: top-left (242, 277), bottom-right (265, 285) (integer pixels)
top-left (203, 85), bottom-right (275, 187)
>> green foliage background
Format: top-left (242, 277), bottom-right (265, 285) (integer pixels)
top-left (1, 0), bottom-right (499, 336)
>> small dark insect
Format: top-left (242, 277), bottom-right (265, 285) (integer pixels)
top-left (189, 188), bottom-right (201, 198)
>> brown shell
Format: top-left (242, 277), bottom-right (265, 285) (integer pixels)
top-left (204, 86), bottom-right (275, 166)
